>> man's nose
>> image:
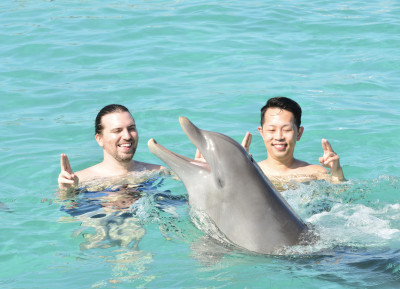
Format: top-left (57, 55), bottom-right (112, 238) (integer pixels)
top-left (122, 129), bottom-right (131, 139)
top-left (274, 129), bottom-right (283, 139)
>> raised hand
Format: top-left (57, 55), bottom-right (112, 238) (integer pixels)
top-left (319, 139), bottom-right (345, 181)
top-left (241, 132), bottom-right (252, 153)
top-left (58, 154), bottom-right (79, 190)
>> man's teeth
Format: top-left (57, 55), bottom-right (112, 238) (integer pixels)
top-left (119, 143), bottom-right (131, 147)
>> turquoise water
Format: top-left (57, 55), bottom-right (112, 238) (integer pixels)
top-left (1, 0), bottom-right (400, 288)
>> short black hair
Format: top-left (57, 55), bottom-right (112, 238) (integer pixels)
top-left (95, 104), bottom-right (131, 135)
top-left (260, 97), bottom-right (302, 129)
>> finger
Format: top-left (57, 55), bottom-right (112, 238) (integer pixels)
top-left (60, 154), bottom-right (73, 174)
top-left (323, 154), bottom-right (339, 165)
top-left (60, 154), bottom-right (67, 171)
top-left (64, 155), bottom-right (72, 172)
top-left (60, 154), bottom-right (64, 171)
top-left (58, 177), bottom-right (76, 185)
top-left (59, 170), bottom-right (73, 180)
top-left (241, 132), bottom-right (252, 152)
top-left (58, 171), bottom-right (75, 184)
top-left (321, 138), bottom-right (334, 153)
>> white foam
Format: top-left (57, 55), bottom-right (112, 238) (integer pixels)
top-left (281, 179), bottom-right (400, 253)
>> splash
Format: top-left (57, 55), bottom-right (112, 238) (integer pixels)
top-left (279, 176), bottom-right (400, 254)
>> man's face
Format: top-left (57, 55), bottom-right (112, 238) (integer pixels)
top-left (258, 107), bottom-right (303, 161)
top-left (96, 111), bottom-right (138, 163)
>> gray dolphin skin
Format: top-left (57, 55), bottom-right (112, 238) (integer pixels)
top-left (148, 117), bottom-right (308, 254)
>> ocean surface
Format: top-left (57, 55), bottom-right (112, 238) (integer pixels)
top-left (1, 0), bottom-right (400, 288)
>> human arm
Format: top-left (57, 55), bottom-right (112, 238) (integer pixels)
top-left (319, 139), bottom-right (346, 182)
top-left (58, 154), bottom-right (79, 191)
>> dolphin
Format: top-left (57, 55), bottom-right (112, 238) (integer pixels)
top-left (148, 117), bottom-right (308, 254)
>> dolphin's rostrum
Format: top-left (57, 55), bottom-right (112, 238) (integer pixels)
top-left (148, 117), bottom-right (308, 254)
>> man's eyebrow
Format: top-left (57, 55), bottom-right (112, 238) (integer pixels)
top-left (265, 123), bottom-right (292, 127)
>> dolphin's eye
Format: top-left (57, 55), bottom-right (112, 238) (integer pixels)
top-left (214, 171), bottom-right (225, 188)
top-left (248, 154), bottom-right (255, 163)
top-left (216, 177), bottom-right (225, 188)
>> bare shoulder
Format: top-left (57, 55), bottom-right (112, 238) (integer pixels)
top-left (305, 163), bottom-right (328, 173)
top-left (75, 164), bottom-right (102, 183)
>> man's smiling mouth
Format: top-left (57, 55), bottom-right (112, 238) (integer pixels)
top-left (273, 144), bottom-right (287, 150)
